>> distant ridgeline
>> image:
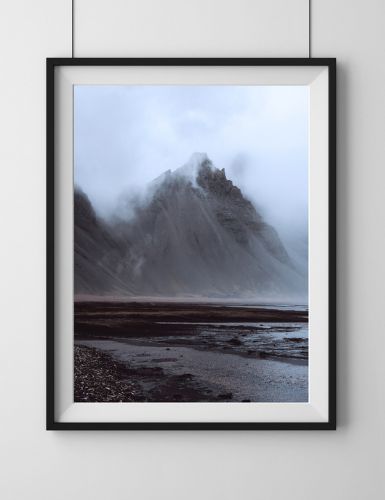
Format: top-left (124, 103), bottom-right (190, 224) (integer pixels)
top-left (74, 153), bottom-right (307, 300)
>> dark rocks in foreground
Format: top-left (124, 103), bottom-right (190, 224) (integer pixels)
top-left (74, 344), bottom-right (235, 403)
top-left (74, 345), bottom-right (143, 402)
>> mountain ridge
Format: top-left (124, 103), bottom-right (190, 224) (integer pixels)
top-left (74, 154), bottom-right (307, 301)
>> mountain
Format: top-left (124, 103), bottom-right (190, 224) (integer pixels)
top-left (75, 154), bottom-right (307, 300)
top-left (74, 188), bottom-right (132, 294)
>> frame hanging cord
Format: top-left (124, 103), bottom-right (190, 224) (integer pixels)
top-left (308, 0), bottom-right (311, 58)
top-left (72, 0), bottom-right (74, 58)
top-left (71, 0), bottom-right (311, 59)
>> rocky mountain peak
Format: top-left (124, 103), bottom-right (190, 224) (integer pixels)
top-left (170, 152), bottom-right (210, 184)
top-left (74, 154), bottom-right (307, 299)
top-left (153, 153), bottom-right (235, 198)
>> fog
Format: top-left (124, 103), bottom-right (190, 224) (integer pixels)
top-left (74, 85), bottom-right (308, 262)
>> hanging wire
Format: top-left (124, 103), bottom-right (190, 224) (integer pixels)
top-left (72, 0), bottom-right (74, 58)
top-left (308, 0), bottom-right (311, 58)
top-left (71, 0), bottom-right (312, 59)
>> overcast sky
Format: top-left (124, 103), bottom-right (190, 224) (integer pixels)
top-left (74, 85), bottom-right (308, 235)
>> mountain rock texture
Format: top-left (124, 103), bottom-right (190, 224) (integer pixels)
top-left (75, 154), bottom-right (307, 300)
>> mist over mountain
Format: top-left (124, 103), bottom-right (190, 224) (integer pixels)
top-left (75, 154), bottom-right (307, 301)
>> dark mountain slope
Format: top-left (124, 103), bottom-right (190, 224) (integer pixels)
top-left (74, 188), bottom-right (132, 294)
top-left (75, 154), bottom-right (307, 300)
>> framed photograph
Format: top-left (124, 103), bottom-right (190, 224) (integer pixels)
top-left (47, 58), bottom-right (336, 430)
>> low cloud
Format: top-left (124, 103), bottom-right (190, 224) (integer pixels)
top-left (74, 84), bottom-right (308, 261)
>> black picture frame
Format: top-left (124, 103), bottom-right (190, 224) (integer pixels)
top-left (47, 57), bottom-right (336, 431)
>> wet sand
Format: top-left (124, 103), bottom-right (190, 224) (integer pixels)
top-left (75, 300), bottom-right (308, 330)
top-left (74, 300), bottom-right (308, 402)
top-left (76, 339), bottom-right (308, 402)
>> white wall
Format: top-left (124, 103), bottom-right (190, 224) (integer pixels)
top-left (0, 1), bottom-right (384, 499)
top-left (74, 0), bottom-right (309, 57)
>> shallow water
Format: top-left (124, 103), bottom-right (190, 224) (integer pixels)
top-left (75, 302), bottom-right (308, 402)
top-left (77, 339), bottom-right (308, 402)
top-left (133, 321), bottom-right (309, 360)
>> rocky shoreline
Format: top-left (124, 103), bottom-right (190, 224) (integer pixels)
top-left (74, 345), bottom-right (144, 402)
top-left (74, 302), bottom-right (308, 403)
top-left (75, 344), bottom-right (226, 402)
top-left (76, 339), bottom-right (308, 403)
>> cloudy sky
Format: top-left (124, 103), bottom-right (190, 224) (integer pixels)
top-left (74, 85), bottom-right (308, 238)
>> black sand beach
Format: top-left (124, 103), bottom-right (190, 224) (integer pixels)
top-left (74, 300), bottom-right (308, 403)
